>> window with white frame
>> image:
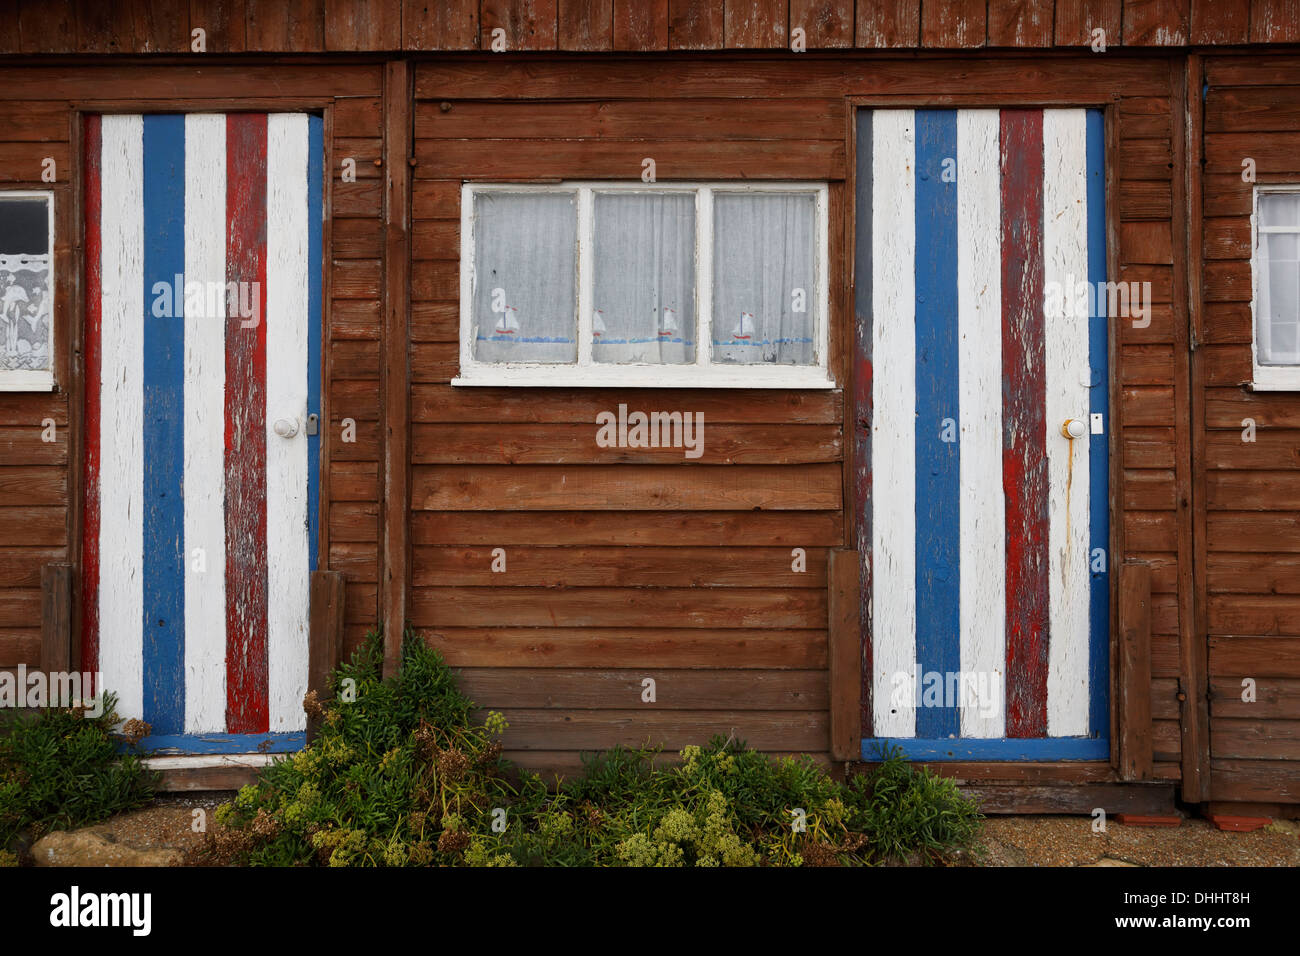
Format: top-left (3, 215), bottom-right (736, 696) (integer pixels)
top-left (456, 182), bottom-right (833, 387)
top-left (0, 191), bottom-right (54, 391)
top-left (1253, 186), bottom-right (1300, 390)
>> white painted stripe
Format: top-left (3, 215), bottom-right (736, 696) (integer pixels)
top-left (265, 114), bottom-right (312, 732)
top-left (956, 110), bottom-right (1007, 738)
top-left (870, 110), bottom-right (917, 738)
top-left (98, 115), bottom-right (145, 723)
top-left (183, 114), bottom-right (228, 734)
top-left (1042, 109), bottom-right (1093, 736)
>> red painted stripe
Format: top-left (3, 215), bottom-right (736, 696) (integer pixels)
top-left (82, 114), bottom-right (102, 693)
top-left (224, 114), bottom-right (270, 733)
top-left (1000, 110), bottom-right (1050, 738)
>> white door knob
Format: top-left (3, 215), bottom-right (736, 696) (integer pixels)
top-left (1061, 418), bottom-right (1087, 440)
top-left (273, 417), bottom-right (299, 438)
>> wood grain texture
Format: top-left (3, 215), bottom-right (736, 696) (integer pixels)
top-left (921, 0), bottom-right (987, 47)
top-left (39, 564), bottom-right (72, 674)
top-left (559, 0), bottom-right (613, 49)
top-left (1124, 0), bottom-right (1190, 45)
top-left (1250, 0), bottom-right (1300, 42)
top-left (789, 0), bottom-right (853, 47)
top-left (1119, 562), bottom-right (1153, 779)
top-left (412, 464), bottom-right (843, 511)
top-left (1054, 0), bottom-right (1121, 44)
top-left (724, 0), bottom-right (787, 47)
top-left (827, 550), bottom-right (860, 759)
top-left (244, 0), bottom-right (322, 50)
top-left (987, 0), bottom-right (1054, 46)
top-left (404, 0), bottom-right (478, 48)
top-left (481, 0), bottom-right (558, 49)
top-left (855, 0), bottom-right (920, 46)
top-left (1190, 0), bottom-right (1249, 44)
top-left (381, 61), bottom-right (411, 677)
top-left (615, 0), bottom-right (669, 48)
top-left (669, 0), bottom-right (724, 47)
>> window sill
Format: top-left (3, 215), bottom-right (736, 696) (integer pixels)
top-left (1251, 365), bottom-right (1300, 391)
top-left (452, 365), bottom-right (837, 389)
top-left (0, 371), bottom-right (54, 392)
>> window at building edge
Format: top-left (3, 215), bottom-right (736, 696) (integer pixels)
top-left (1251, 184), bottom-right (1300, 391)
top-left (453, 181), bottom-right (835, 389)
top-left (0, 190), bottom-right (55, 392)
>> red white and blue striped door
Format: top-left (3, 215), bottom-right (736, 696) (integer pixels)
top-left (82, 113), bottom-right (323, 753)
top-left (855, 108), bottom-right (1110, 761)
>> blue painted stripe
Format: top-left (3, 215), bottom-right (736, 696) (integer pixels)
top-left (307, 114), bottom-right (323, 573)
top-left (913, 110), bottom-right (961, 739)
top-left (862, 736), bottom-right (1111, 762)
top-left (141, 115), bottom-right (186, 735)
top-left (125, 732), bottom-right (307, 755)
top-left (1086, 108), bottom-right (1110, 747)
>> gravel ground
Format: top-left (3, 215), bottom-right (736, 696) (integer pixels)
top-left (60, 797), bottom-right (1300, 866)
top-left (979, 815), bottom-right (1300, 867)
top-left (89, 792), bottom-right (235, 856)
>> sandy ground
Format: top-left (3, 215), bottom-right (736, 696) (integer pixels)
top-left (979, 815), bottom-right (1300, 867)
top-left (75, 796), bottom-right (1300, 866)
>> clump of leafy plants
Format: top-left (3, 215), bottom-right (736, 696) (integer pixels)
top-left (197, 630), bottom-right (983, 867)
top-left (0, 694), bottom-right (157, 853)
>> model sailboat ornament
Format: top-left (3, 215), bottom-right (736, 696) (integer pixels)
top-left (593, 308), bottom-right (606, 338)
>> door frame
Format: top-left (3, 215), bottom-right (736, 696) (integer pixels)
top-left (844, 93), bottom-right (1122, 766)
top-left (70, 98), bottom-right (335, 751)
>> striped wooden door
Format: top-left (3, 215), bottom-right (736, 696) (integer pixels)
top-left (855, 108), bottom-right (1110, 761)
top-left (82, 113), bottom-right (323, 753)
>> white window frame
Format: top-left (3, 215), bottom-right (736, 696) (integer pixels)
top-left (0, 190), bottom-right (55, 392)
top-left (1251, 184), bottom-right (1300, 391)
top-left (455, 181), bottom-right (834, 388)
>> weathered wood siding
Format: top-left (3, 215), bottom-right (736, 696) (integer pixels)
top-left (0, 64), bottom-right (390, 693)
top-left (409, 55), bottom-right (1186, 772)
top-left (1200, 56), bottom-right (1300, 804)
top-left (0, 1), bottom-right (1292, 54)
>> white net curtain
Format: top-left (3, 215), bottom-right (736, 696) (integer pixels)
top-left (469, 186), bottom-right (819, 369)
top-left (1259, 192), bottom-right (1300, 366)
top-left (472, 191), bottom-right (578, 364)
top-left (712, 192), bottom-right (817, 366)
top-left (592, 192), bottom-right (696, 365)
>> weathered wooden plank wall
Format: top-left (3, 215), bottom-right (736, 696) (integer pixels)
top-left (0, 1), bottom-right (1288, 53)
top-left (406, 54), bottom-right (1184, 772)
top-left (1200, 55), bottom-right (1300, 804)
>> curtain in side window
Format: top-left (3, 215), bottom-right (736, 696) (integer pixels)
top-left (591, 192), bottom-right (696, 365)
top-left (472, 192), bottom-right (577, 363)
top-left (1260, 194), bottom-right (1300, 365)
top-left (712, 192), bottom-right (816, 365)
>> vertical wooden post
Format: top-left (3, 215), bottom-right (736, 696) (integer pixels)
top-left (1181, 52), bottom-right (1213, 802)
top-left (828, 549), bottom-right (862, 761)
top-left (380, 59), bottom-right (412, 678)
top-left (40, 563), bottom-right (73, 675)
top-left (308, 569), bottom-right (345, 741)
top-left (1118, 560), bottom-right (1152, 781)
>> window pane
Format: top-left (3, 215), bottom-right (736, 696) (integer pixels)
top-left (1261, 231), bottom-right (1300, 364)
top-left (712, 192), bottom-right (817, 365)
top-left (592, 193), bottom-right (696, 364)
top-left (1261, 192), bottom-right (1300, 229)
top-left (0, 195), bottom-right (51, 374)
top-left (472, 192), bottom-right (577, 363)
